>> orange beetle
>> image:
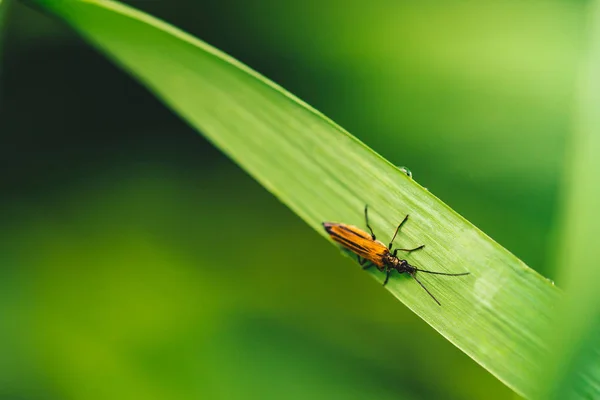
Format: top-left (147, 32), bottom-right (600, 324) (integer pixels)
top-left (323, 205), bottom-right (469, 306)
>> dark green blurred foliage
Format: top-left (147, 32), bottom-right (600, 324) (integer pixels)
top-left (0, 0), bottom-right (582, 399)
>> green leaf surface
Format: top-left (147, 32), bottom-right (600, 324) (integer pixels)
top-left (27, 0), bottom-right (562, 397)
top-left (539, 1), bottom-right (600, 398)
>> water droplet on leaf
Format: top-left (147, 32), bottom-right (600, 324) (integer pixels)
top-left (399, 166), bottom-right (412, 178)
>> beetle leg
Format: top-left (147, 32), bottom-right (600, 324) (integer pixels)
top-left (364, 205), bottom-right (376, 240)
top-left (383, 267), bottom-right (391, 285)
top-left (393, 245), bottom-right (425, 255)
top-left (388, 215), bottom-right (409, 249)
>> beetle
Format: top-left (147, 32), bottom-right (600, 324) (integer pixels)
top-left (322, 205), bottom-right (469, 305)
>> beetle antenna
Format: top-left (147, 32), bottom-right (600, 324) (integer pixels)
top-left (413, 268), bottom-right (470, 277)
top-left (410, 273), bottom-right (441, 306)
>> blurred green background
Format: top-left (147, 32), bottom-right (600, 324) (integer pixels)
top-left (0, 1), bottom-right (584, 399)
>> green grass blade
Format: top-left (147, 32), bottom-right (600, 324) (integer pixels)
top-left (539, 1), bottom-right (600, 398)
top-left (27, 0), bottom-right (563, 397)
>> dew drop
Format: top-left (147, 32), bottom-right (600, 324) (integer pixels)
top-left (399, 166), bottom-right (413, 178)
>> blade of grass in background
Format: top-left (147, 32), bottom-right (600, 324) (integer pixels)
top-left (25, 0), bottom-right (568, 397)
top-left (539, 1), bottom-right (600, 398)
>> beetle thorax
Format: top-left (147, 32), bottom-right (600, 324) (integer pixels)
top-left (383, 254), bottom-right (414, 274)
top-left (382, 253), bottom-right (401, 268)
